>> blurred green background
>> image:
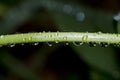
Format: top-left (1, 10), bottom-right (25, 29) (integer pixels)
top-left (0, 0), bottom-right (120, 80)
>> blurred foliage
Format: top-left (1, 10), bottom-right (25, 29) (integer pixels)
top-left (0, 0), bottom-right (120, 80)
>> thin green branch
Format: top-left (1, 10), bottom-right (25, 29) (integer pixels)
top-left (0, 32), bottom-right (120, 45)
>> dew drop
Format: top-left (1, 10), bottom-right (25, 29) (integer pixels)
top-left (55, 40), bottom-right (59, 43)
top-left (21, 43), bottom-right (24, 46)
top-left (100, 42), bottom-right (108, 47)
top-left (46, 42), bottom-right (53, 46)
top-left (65, 42), bottom-right (69, 45)
top-left (89, 42), bottom-right (97, 47)
top-left (33, 42), bottom-right (39, 46)
top-left (114, 43), bottom-right (120, 47)
top-left (73, 42), bottom-right (83, 46)
top-left (8, 44), bottom-right (15, 48)
top-left (82, 35), bottom-right (88, 42)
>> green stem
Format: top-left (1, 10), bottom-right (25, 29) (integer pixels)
top-left (0, 32), bottom-right (120, 45)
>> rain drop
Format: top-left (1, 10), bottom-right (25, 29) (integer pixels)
top-left (33, 42), bottom-right (39, 46)
top-left (21, 43), bottom-right (24, 46)
top-left (65, 42), bottom-right (69, 45)
top-left (114, 43), bottom-right (120, 47)
top-left (8, 44), bottom-right (15, 48)
top-left (100, 42), bottom-right (108, 47)
top-left (55, 40), bottom-right (59, 43)
top-left (46, 42), bottom-right (53, 46)
top-left (73, 42), bottom-right (83, 46)
top-left (89, 42), bottom-right (97, 47)
top-left (82, 35), bottom-right (88, 42)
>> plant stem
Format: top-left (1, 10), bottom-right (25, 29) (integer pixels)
top-left (0, 32), bottom-right (120, 45)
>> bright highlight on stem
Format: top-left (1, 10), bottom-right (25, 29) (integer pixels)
top-left (0, 32), bottom-right (120, 45)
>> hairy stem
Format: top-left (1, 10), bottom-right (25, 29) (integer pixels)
top-left (0, 32), bottom-right (120, 45)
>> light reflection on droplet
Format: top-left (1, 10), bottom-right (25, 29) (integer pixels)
top-left (47, 42), bottom-right (53, 46)
top-left (65, 42), bottom-right (69, 45)
top-left (73, 42), bottom-right (83, 46)
top-left (55, 40), bottom-right (59, 43)
top-left (82, 35), bottom-right (88, 42)
top-left (89, 42), bottom-right (97, 47)
top-left (9, 44), bottom-right (15, 48)
top-left (34, 42), bottom-right (39, 46)
top-left (100, 42), bottom-right (108, 47)
top-left (21, 43), bottom-right (24, 46)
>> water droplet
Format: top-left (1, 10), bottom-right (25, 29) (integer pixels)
top-left (8, 44), bottom-right (15, 48)
top-left (21, 43), bottom-right (24, 46)
top-left (82, 35), bottom-right (88, 42)
top-left (33, 42), bottom-right (39, 46)
top-left (100, 42), bottom-right (108, 47)
top-left (114, 43), bottom-right (120, 47)
top-left (46, 42), bottom-right (53, 46)
top-left (55, 40), bottom-right (59, 43)
top-left (65, 42), bottom-right (69, 45)
top-left (73, 42), bottom-right (83, 46)
top-left (89, 42), bottom-right (97, 47)
top-left (76, 12), bottom-right (85, 21)
top-left (63, 4), bottom-right (73, 14)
